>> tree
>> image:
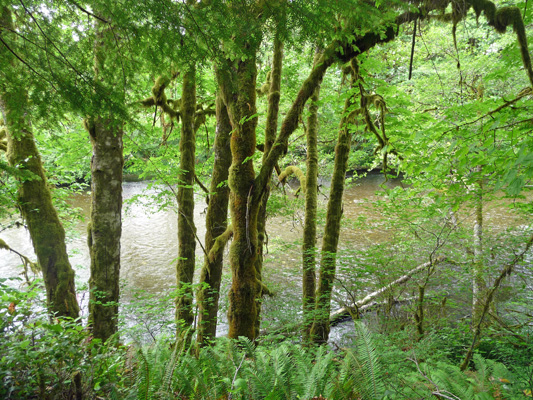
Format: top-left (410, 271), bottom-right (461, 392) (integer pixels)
top-left (85, 9), bottom-right (125, 341)
top-left (0, 4), bottom-right (79, 320)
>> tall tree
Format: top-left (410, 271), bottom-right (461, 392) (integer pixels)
top-left (86, 9), bottom-right (125, 341)
top-left (310, 60), bottom-right (357, 344)
top-left (175, 66), bottom-right (198, 334)
top-left (196, 93), bottom-right (232, 344)
top-left (0, 5), bottom-right (79, 320)
top-left (302, 48), bottom-right (322, 341)
top-left (255, 28), bottom-right (284, 336)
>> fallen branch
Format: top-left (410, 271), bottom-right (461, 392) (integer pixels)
top-left (260, 257), bottom-right (447, 337)
top-left (332, 256), bottom-right (447, 322)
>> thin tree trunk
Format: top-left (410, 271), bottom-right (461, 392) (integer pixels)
top-left (196, 93), bottom-right (232, 344)
top-left (176, 67), bottom-right (197, 332)
top-left (86, 16), bottom-right (124, 341)
top-left (310, 63), bottom-right (356, 344)
top-left (0, 6), bottom-right (79, 320)
top-left (472, 170), bottom-right (486, 325)
top-left (461, 234), bottom-right (533, 370)
top-left (255, 33), bottom-right (284, 337)
top-left (302, 49), bottom-right (322, 341)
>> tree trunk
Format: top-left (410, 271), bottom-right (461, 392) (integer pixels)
top-left (310, 64), bottom-right (356, 344)
top-left (255, 33), bottom-right (284, 337)
top-left (86, 16), bottom-right (124, 341)
top-left (217, 55), bottom-right (261, 340)
top-left (0, 6), bottom-right (79, 320)
top-left (86, 117), bottom-right (123, 341)
top-left (302, 49), bottom-right (322, 341)
top-left (175, 67), bottom-right (197, 332)
top-left (196, 93), bottom-right (232, 344)
top-left (472, 170), bottom-right (486, 326)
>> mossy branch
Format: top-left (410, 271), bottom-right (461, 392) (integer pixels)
top-left (431, 0), bottom-right (533, 87)
top-left (278, 165), bottom-right (306, 193)
top-left (140, 74), bottom-right (181, 120)
top-left (0, 237), bottom-right (40, 281)
top-left (256, 70), bottom-right (271, 97)
top-left (207, 224), bottom-right (233, 265)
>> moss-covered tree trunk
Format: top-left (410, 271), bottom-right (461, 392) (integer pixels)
top-left (86, 17), bottom-right (124, 341)
top-left (217, 54), bottom-right (261, 340)
top-left (196, 93), bottom-right (232, 344)
top-left (0, 6), bottom-right (79, 320)
top-left (175, 67), bottom-right (198, 332)
top-left (302, 49), bottom-right (322, 341)
top-left (1, 90), bottom-right (80, 320)
top-left (254, 33), bottom-right (284, 337)
top-left (310, 66), bottom-right (356, 344)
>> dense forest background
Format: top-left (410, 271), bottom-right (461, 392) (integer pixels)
top-left (0, 0), bottom-right (532, 398)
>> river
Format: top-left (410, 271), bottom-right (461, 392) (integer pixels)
top-left (1, 172), bottom-right (531, 340)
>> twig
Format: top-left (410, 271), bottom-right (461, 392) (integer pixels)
top-left (67, 0), bottom-right (109, 23)
top-left (228, 354), bottom-right (246, 400)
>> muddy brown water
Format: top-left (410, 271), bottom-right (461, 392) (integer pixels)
top-left (1, 172), bottom-right (531, 339)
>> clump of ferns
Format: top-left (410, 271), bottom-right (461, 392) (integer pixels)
top-left (129, 322), bottom-right (388, 400)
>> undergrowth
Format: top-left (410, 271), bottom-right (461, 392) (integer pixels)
top-left (1, 278), bottom-right (531, 399)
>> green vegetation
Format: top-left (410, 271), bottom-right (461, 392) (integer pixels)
top-left (1, 0), bottom-right (532, 398)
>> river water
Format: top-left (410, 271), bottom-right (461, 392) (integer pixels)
top-left (0, 173), bottom-right (400, 289)
top-left (1, 172), bottom-right (531, 339)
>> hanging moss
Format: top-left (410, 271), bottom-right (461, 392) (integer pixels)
top-left (433, 0), bottom-right (533, 87)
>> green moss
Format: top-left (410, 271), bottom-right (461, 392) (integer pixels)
top-left (1, 87), bottom-right (79, 320)
top-left (310, 63), bottom-right (356, 344)
top-left (176, 67), bottom-right (198, 333)
top-left (278, 165), bottom-right (306, 193)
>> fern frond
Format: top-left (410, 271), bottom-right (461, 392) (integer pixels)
top-left (351, 321), bottom-right (385, 399)
top-left (135, 347), bottom-right (151, 400)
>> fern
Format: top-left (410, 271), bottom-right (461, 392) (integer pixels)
top-left (299, 345), bottom-right (337, 399)
top-left (135, 347), bottom-right (151, 400)
top-left (349, 321), bottom-right (385, 400)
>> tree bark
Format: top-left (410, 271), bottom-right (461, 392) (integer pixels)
top-left (86, 16), bottom-right (124, 341)
top-left (217, 54), bottom-right (261, 340)
top-left (86, 117), bottom-right (123, 341)
top-left (196, 93), bottom-right (232, 344)
top-left (302, 49), bottom-right (322, 341)
top-left (310, 64), bottom-right (356, 344)
top-left (175, 67), bottom-right (198, 332)
top-left (0, 6), bottom-right (79, 320)
top-left (255, 32), bottom-right (284, 337)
